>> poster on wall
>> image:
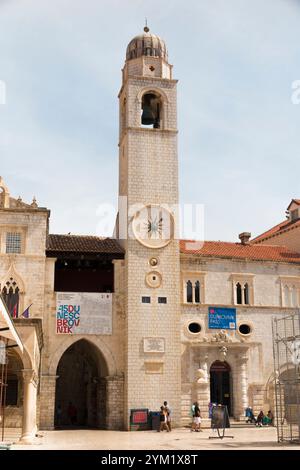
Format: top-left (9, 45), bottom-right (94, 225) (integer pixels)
top-left (56, 292), bottom-right (112, 335)
top-left (208, 307), bottom-right (236, 330)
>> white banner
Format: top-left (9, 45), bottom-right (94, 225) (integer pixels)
top-left (56, 292), bottom-right (112, 335)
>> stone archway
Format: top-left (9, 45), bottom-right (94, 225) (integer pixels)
top-left (210, 360), bottom-right (232, 416)
top-left (54, 339), bottom-right (108, 429)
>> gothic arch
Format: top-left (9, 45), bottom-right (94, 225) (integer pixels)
top-left (10, 342), bottom-right (33, 370)
top-left (0, 263), bottom-right (26, 294)
top-left (49, 336), bottom-right (117, 377)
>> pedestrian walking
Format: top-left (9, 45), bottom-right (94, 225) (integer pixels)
top-left (163, 401), bottom-right (172, 431)
top-left (158, 406), bottom-right (170, 432)
top-left (193, 402), bottom-right (202, 432)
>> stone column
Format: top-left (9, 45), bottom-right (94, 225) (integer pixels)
top-left (39, 375), bottom-right (57, 430)
top-left (196, 383), bottom-right (210, 420)
top-left (235, 354), bottom-right (249, 420)
top-left (196, 354), bottom-right (210, 420)
top-left (20, 369), bottom-right (38, 443)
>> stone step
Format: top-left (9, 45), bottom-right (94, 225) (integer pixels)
top-left (0, 428), bottom-right (21, 443)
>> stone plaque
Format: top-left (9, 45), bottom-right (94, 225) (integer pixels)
top-left (143, 337), bottom-right (165, 353)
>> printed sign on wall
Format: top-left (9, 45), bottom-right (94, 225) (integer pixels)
top-left (56, 292), bottom-right (112, 335)
top-left (208, 307), bottom-right (236, 330)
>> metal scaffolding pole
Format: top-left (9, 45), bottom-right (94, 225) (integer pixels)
top-left (272, 311), bottom-right (300, 443)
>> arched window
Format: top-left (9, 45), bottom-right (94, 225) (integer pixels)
top-left (186, 281), bottom-right (193, 303)
top-left (236, 283), bottom-right (242, 305)
top-left (195, 281), bottom-right (200, 304)
top-left (284, 285), bottom-right (290, 307)
top-left (141, 92), bottom-right (162, 129)
top-left (183, 273), bottom-right (205, 304)
top-left (291, 286), bottom-right (298, 307)
top-left (244, 283), bottom-right (249, 305)
top-left (2, 278), bottom-right (19, 318)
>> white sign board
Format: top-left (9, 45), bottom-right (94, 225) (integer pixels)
top-left (56, 292), bottom-right (112, 335)
top-left (143, 337), bottom-right (165, 353)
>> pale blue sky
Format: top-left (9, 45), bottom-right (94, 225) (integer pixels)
top-left (0, 0), bottom-right (299, 241)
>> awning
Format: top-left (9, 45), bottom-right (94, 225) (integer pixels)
top-left (0, 295), bottom-right (23, 353)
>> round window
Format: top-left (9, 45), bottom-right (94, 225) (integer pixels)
top-left (239, 323), bottom-right (251, 335)
top-left (188, 322), bottom-right (202, 334)
top-left (145, 271), bottom-right (162, 288)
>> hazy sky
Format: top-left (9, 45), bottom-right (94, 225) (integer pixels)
top-left (0, 0), bottom-right (299, 241)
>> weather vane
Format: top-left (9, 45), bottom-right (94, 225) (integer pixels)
top-left (144, 18), bottom-right (149, 33)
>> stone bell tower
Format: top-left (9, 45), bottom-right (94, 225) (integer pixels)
top-left (118, 27), bottom-right (181, 428)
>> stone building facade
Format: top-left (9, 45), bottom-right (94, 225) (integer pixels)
top-left (1, 29), bottom-right (300, 440)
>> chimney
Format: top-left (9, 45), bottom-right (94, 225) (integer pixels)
top-left (239, 232), bottom-right (251, 245)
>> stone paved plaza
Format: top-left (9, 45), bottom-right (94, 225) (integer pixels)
top-left (6, 427), bottom-right (300, 451)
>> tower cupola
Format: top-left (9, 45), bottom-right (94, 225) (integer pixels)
top-left (126, 27), bottom-right (168, 62)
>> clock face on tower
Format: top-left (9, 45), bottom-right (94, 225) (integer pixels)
top-left (132, 205), bottom-right (174, 249)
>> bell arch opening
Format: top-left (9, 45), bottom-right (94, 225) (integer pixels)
top-left (54, 339), bottom-right (108, 429)
top-left (141, 91), bottom-right (162, 129)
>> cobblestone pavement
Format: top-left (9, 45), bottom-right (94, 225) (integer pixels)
top-left (9, 427), bottom-right (300, 450)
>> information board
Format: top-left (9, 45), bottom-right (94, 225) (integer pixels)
top-left (208, 307), bottom-right (236, 330)
top-left (56, 292), bottom-right (112, 335)
top-left (211, 405), bottom-right (230, 429)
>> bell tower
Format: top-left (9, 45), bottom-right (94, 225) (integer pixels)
top-left (118, 27), bottom-right (181, 428)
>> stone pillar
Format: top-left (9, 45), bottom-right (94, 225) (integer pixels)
top-left (20, 369), bottom-right (38, 443)
top-left (106, 375), bottom-right (124, 430)
top-left (39, 375), bottom-right (57, 430)
top-left (196, 354), bottom-right (210, 420)
top-left (235, 355), bottom-right (249, 420)
top-left (196, 383), bottom-right (210, 420)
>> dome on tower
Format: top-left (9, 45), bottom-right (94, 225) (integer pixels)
top-left (126, 27), bottom-right (168, 62)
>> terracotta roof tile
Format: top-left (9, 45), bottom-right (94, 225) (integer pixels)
top-left (180, 240), bottom-right (300, 264)
top-left (251, 218), bottom-right (300, 243)
top-left (47, 234), bottom-right (124, 255)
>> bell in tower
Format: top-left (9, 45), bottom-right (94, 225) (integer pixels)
top-left (141, 93), bottom-right (161, 129)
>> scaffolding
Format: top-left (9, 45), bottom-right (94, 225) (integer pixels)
top-left (272, 311), bottom-right (300, 443)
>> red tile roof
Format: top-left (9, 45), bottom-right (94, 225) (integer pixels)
top-left (180, 240), bottom-right (300, 263)
top-left (47, 234), bottom-right (124, 255)
top-left (287, 199), bottom-right (300, 209)
top-left (251, 218), bottom-right (300, 244)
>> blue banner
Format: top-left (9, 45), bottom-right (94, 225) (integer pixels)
top-left (208, 307), bottom-right (236, 330)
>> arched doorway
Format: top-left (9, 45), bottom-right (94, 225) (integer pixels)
top-left (54, 339), bottom-right (108, 428)
top-left (210, 361), bottom-right (232, 416)
top-left (278, 368), bottom-right (300, 426)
